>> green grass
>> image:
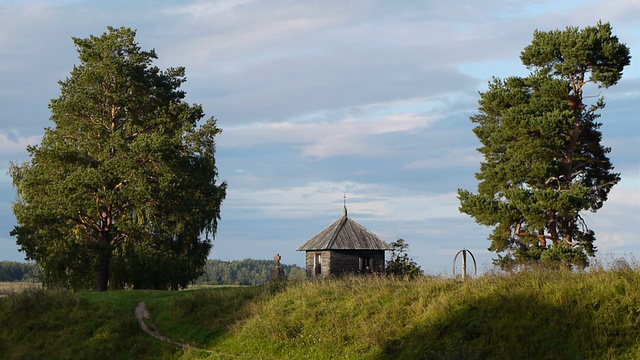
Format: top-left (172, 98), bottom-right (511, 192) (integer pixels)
top-left (2, 263), bottom-right (640, 359)
top-left (0, 288), bottom-right (180, 359)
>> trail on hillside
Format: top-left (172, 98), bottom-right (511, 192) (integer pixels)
top-left (135, 301), bottom-right (238, 356)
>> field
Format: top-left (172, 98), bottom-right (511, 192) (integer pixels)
top-left (0, 281), bottom-right (40, 295)
top-left (1, 262), bottom-right (640, 359)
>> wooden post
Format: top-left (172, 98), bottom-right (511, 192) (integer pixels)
top-left (453, 249), bottom-right (477, 281)
top-left (462, 250), bottom-right (467, 281)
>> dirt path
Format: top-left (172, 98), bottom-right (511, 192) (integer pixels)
top-left (135, 302), bottom-right (215, 353)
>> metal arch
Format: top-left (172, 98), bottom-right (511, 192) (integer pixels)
top-left (452, 250), bottom-right (462, 276)
top-left (466, 250), bottom-right (477, 275)
top-left (452, 249), bottom-right (478, 279)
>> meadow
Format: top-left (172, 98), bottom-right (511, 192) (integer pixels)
top-left (0, 281), bottom-right (40, 294)
top-left (1, 261), bottom-right (639, 359)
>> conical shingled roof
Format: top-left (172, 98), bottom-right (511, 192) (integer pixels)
top-left (296, 206), bottom-right (393, 251)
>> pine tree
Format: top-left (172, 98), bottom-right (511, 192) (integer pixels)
top-left (458, 22), bottom-right (630, 268)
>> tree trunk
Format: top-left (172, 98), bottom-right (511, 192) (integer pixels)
top-left (96, 257), bottom-right (110, 292)
top-left (96, 233), bottom-right (112, 292)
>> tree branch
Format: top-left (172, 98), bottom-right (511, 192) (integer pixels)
top-left (514, 222), bottom-right (557, 246)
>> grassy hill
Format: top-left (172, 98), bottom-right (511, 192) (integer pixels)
top-left (1, 262), bottom-right (639, 359)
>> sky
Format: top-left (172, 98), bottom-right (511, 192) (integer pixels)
top-left (0, 0), bottom-right (638, 275)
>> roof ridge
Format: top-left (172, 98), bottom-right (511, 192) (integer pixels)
top-left (326, 215), bottom-right (348, 249)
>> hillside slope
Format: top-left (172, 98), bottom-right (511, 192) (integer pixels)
top-left (1, 264), bottom-right (639, 359)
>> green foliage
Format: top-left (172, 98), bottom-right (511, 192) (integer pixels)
top-left (458, 22), bottom-right (630, 268)
top-left (520, 21), bottom-right (631, 88)
top-left (0, 261), bottom-right (41, 282)
top-left (9, 26), bottom-right (226, 291)
top-left (193, 259), bottom-right (306, 286)
top-left (385, 239), bottom-right (423, 279)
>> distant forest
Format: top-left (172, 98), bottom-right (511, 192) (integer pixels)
top-left (0, 261), bottom-right (41, 282)
top-left (193, 259), bottom-right (306, 285)
top-left (0, 259), bottom-right (305, 286)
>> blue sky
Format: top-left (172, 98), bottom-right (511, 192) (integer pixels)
top-left (0, 0), bottom-right (638, 274)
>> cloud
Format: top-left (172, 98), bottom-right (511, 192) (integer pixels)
top-left (574, 0), bottom-right (640, 27)
top-left (0, 0), bottom-right (638, 272)
top-left (224, 179), bottom-right (463, 222)
top-left (156, 1), bottom-right (516, 125)
top-left (161, 1), bottom-right (343, 68)
top-left (0, 131), bottom-right (41, 155)
top-left (167, 0), bottom-right (256, 17)
top-left (301, 113), bottom-right (437, 158)
top-left (221, 111), bottom-right (437, 158)
top-left (0, 2), bottom-right (58, 47)
top-left (585, 175), bottom-right (640, 251)
top-left (403, 148), bottom-right (483, 170)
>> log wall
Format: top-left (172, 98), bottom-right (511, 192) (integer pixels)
top-left (304, 250), bottom-right (386, 278)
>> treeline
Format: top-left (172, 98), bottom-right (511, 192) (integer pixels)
top-left (0, 261), bottom-right (41, 282)
top-left (0, 259), bottom-right (305, 286)
top-left (194, 259), bottom-right (306, 286)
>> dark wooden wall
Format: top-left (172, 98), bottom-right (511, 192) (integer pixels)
top-left (304, 250), bottom-right (386, 278)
